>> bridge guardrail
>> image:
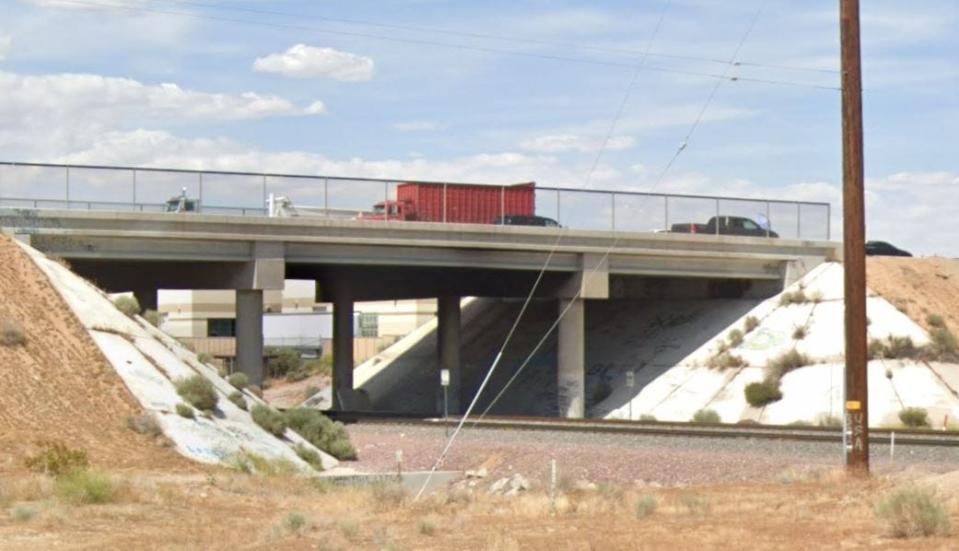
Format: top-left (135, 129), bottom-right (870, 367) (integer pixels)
top-left (0, 161), bottom-right (831, 240)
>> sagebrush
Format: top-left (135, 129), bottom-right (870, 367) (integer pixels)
top-left (24, 441), bottom-right (89, 476)
top-left (175, 375), bottom-right (218, 411)
top-left (876, 486), bottom-right (950, 538)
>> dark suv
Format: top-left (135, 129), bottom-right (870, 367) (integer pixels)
top-left (493, 215), bottom-right (560, 227)
top-left (865, 241), bottom-right (912, 257)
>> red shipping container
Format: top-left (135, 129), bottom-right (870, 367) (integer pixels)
top-left (395, 182), bottom-right (535, 223)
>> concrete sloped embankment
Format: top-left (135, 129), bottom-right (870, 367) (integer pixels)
top-left (15, 240), bottom-right (339, 471)
top-left (607, 262), bottom-right (959, 427)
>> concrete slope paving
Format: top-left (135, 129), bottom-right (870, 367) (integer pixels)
top-left (12, 239), bottom-right (339, 472)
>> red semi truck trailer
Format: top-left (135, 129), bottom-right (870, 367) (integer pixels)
top-left (361, 181), bottom-right (536, 223)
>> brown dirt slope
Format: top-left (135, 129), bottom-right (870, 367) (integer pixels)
top-left (868, 256), bottom-right (959, 333)
top-left (0, 236), bottom-right (187, 473)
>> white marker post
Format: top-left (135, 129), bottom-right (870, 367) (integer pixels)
top-left (440, 369), bottom-right (451, 437)
top-left (626, 371), bottom-right (636, 421)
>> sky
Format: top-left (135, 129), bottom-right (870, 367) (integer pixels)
top-left (1, 0), bottom-right (958, 254)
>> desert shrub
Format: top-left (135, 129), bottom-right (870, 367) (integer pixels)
top-left (744, 380), bottom-right (783, 407)
top-left (227, 450), bottom-right (298, 476)
top-left (371, 481), bottom-right (407, 507)
top-left (305, 355), bottom-right (333, 377)
top-left (24, 441), bottom-right (89, 476)
top-left (266, 347), bottom-right (302, 378)
top-left (590, 380), bottom-right (612, 404)
top-left (818, 415), bottom-right (842, 427)
top-left (727, 329), bottom-right (744, 348)
top-left (283, 407), bottom-right (357, 460)
top-left (11, 506), bottom-right (37, 522)
top-left (926, 326), bottom-right (959, 362)
top-left (142, 309), bottom-right (161, 327)
top-left (792, 326), bottom-right (807, 340)
top-left (926, 314), bottom-right (946, 329)
top-left (639, 414), bottom-right (657, 422)
top-left (869, 338), bottom-right (887, 360)
top-left (0, 320), bottom-right (26, 347)
top-left (175, 375), bottom-right (218, 411)
top-left (779, 289), bottom-right (808, 306)
top-left (899, 407), bottom-right (930, 428)
top-left (691, 409), bottom-right (721, 424)
top-left (228, 391), bottom-right (247, 411)
top-left (126, 414), bottom-right (162, 437)
top-left (885, 336), bottom-right (919, 359)
top-left (175, 403), bottom-right (195, 419)
top-left (680, 493), bottom-right (712, 515)
top-left (197, 352), bottom-right (213, 365)
top-left (809, 290), bottom-right (824, 304)
top-left (55, 470), bottom-right (116, 504)
top-left (788, 420), bottom-right (812, 427)
top-left (418, 519), bottom-right (436, 536)
top-left (286, 366), bottom-right (310, 382)
top-left (634, 495), bottom-right (657, 518)
top-left (113, 295), bottom-right (141, 317)
top-left (251, 404), bottom-right (288, 437)
top-left (708, 351), bottom-right (746, 370)
top-left (294, 444), bottom-right (324, 471)
top-left (284, 512), bottom-right (307, 534)
top-left (767, 349), bottom-right (810, 378)
top-left (876, 486), bottom-right (950, 538)
top-left (744, 316), bottom-right (759, 333)
top-left (226, 372), bottom-right (249, 390)
top-left (303, 385), bottom-right (320, 400)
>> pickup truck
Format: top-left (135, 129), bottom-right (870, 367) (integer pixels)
top-left (670, 216), bottom-right (778, 238)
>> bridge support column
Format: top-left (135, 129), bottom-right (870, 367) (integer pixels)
top-left (235, 289), bottom-right (264, 387)
top-left (332, 295), bottom-right (354, 410)
top-left (437, 296), bottom-right (462, 414)
top-left (557, 297), bottom-right (585, 418)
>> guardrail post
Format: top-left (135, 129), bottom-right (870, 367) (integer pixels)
top-left (198, 172), bottom-right (204, 213)
top-left (384, 180), bottom-right (390, 224)
top-left (132, 169), bottom-right (137, 208)
top-left (324, 178), bottom-right (329, 218)
top-left (556, 189), bottom-right (562, 226)
top-left (715, 198), bottom-right (721, 235)
top-left (500, 185), bottom-right (505, 224)
top-left (443, 183), bottom-right (448, 223)
top-left (796, 203), bottom-right (801, 239)
top-left (663, 196), bottom-right (669, 231)
top-left (65, 167), bottom-right (70, 207)
top-left (611, 192), bottom-right (616, 231)
top-left (827, 204), bottom-right (832, 240)
top-left (262, 175), bottom-right (267, 214)
top-left (766, 201), bottom-right (771, 237)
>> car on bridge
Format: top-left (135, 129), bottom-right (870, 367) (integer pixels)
top-left (865, 240), bottom-right (912, 257)
top-left (491, 214), bottom-right (560, 227)
top-left (669, 216), bottom-right (778, 238)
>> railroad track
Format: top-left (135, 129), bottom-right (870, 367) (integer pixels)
top-left (329, 411), bottom-right (959, 448)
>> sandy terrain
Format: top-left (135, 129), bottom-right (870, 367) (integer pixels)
top-left (869, 256), bottom-right (959, 333)
top-left (264, 374), bottom-right (329, 409)
top-left (0, 236), bottom-right (188, 474)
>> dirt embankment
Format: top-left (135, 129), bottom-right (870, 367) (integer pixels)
top-left (0, 236), bottom-right (187, 473)
top-left (868, 256), bottom-right (959, 333)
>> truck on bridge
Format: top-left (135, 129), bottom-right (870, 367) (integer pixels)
top-left (360, 181), bottom-right (538, 224)
top-left (670, 215), bottom-right (778, 238)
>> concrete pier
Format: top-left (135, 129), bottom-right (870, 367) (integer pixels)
top-left (235, 289), bottom-right (264, 386)
top-left (437, 296), bottom-right (462, 414)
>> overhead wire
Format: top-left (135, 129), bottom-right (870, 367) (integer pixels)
top-left (413, 0), bottom-right (675, 500)
top-left (54, 0), bottom-right (838, 91)
top-left (474, 2), bottom-right (770, 422)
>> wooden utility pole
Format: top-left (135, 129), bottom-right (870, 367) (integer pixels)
top-left (841, 0), bottom-right (869, 473)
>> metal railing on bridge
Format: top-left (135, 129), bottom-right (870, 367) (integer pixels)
top-left (0, 161), bottom-right (831, 240)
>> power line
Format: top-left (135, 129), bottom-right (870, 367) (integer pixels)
top-left (152, 0), bottom-right (839, 77)
top-left (54, 0), bottom-right (839, 92)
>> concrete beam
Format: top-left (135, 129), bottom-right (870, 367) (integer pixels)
top-left (235, 289), bottom-right (264, 387)
top-left (437, 296), bottom-right (462, 415)
top-left (560, 253), bottom-right (610, 299)
top-left (332, 295), bottom-right (354, 410)
top-left (557, 297), bottom-right (585, 418)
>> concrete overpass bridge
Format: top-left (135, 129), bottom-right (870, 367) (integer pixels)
top-left (0, 162), bottom-right (837, 417)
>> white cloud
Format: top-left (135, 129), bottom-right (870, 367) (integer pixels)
top-left (253, 45), bottom-right (374, 82)
top-left (0, 70), bottom-right (319, 125)
top-left (304, 101), bottom-right (327, 115)
top-left (0, 35), bottom-right (10, 61)
top-left (392, 121), bottom-right (440, 132)
top-left (520, 134), bottom-right (635, 153)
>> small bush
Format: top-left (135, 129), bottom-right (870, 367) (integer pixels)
top-left (418, 520), bottom-right (436, 536)
top-left (303, 385), bottom-right (320, 400)
top-left (175, 403), bottom-right (195, 419)
top-left (779, 289), bottom-right (808, 306)
top-left (0, 320), bottom-right (26, 347)
top-left (251, 404), bottom-right (288, 437)
top-left (634, 495), bottom-right (657, 518)
top-left (227, 372), bottom-right (249, 390)
top-left (175, 375), bottom-right (218, 411)
top-left (24, 441), bottom-right (89, 476)
top-left (197, 352), bottom-right (213, 365)
top-left (680, 493), bottom-right (712, 515)
top-left (294, 444), bottom-right (324, 471)
top-left (126, 414), bottom-right (162, 437)
top-left (266, 347), bottom-right (302, 378)
top-left (113, 296), bottom-right (141, 317)
top-left (767, 349), bottom-right (810, 378)
top-left (885, 336), bottom-right (919, 359)
top-left (284, 512), bottom-right (307, 534)
top-left (727, 329), bottom-right (744, 348)
top-left (876, 486), bottom-right (950, 538)
top-left (305, 355), bottom-right (333, 377)
top-left (926, 314), bottom-right (946, 329)
top-left (371, 482), bottom-right (407, 507)
top-left (869, 338), bottom-right (887, 360)
top-left (283, 408), bottom-right (357, 460)
top-left (286, 367), bottom-right (310, 382)
top-left (744, 316), bottom-right (759, 333)
top-left (228, 391), bottom-right (247, 411)
top-left (691, 409), bottom-right (721, 424)
top-left (809, 290), bottom-right (824, 304)
top-left (792, 326), bottom-right (807, 340)
top-left (55, 470), bottom-right (116, 504)
top-left (227, 450), bottom-right (298, 476)
top-left (639, 414), bottom-right (657, 422)
top-left (744, 380), bottom-right (783, 407)
top-left (818, 415), bottom-right (842, 428)
top-left (926, 326), bottom-right (959, 362)
top-left (708, 351), bottom-right (746, 369)
top-left (899, 407), bottom-right (930, 428)
top-left (11, 505), bottom-right (37, 522)
top-left (142, 309), bottom-right (161, 327)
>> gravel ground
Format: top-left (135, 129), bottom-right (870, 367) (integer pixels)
top-left (346, 422), bottom-right (959, 487)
